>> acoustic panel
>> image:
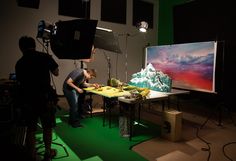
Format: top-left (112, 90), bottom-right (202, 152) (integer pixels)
top-left (17, 0), bottom-right (40, 9)
top-left (101, 0), bottom-right (127, 24)
top-left (58, 0), bottom-right (90, 19)
top-left (173, 0), bottom-right (235, 43)
top-left (133, 0), bottom-right (153, 28)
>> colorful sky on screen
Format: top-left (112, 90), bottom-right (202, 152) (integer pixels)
top-left (146, 41), bottom-right (217, 93)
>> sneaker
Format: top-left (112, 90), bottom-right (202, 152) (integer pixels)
top-left (50, 149), bottom-right (57, 158)
top-left (71, 122), bottom-right (83, 128)
top-left (42, 153), bottom-right (51, 161)
top-left (42, 149), bottom-right (57, 161)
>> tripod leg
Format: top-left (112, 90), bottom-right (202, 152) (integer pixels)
top-left (217, 102), bottom-right (236, 126)
top-left (217, 104), bottom-right (223, 126)
top-left (52, 142), bottom-right (69, 157)
top-left (200, 111), bottom-right (214, 129)
top-left (224, 104), bottom-right (236, 126)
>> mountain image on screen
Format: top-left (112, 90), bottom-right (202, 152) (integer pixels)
top-left (128, 63), bottom-right (172, 92)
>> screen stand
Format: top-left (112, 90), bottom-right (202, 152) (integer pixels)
top-left (200, 98), bottom-right (235, 129)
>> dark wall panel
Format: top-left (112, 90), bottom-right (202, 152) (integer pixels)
top-left (58, 0), bottom-right (90, 19)
top-left (173, 0), bottom-right (235, 43)
top-left (101, 0), bottom-right (127, 24)
top-left (133, 0), bottom-right (153, 28)
top-left (17, 0), bottom-right (40, 9)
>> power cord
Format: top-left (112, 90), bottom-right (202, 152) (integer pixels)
top-left (196, 110), bottom-right (236, 161)
top-left (195, 127), bottom-right (211, 161)
top-left (222, 141), bottom-right (236, 161)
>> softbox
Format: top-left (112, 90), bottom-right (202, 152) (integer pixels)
top-left (50, 19), bottom-right (98, 59)
top-left (94, 28), bottom-right (122, 54)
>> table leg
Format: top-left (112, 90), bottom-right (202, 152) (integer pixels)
top-left (138, 103), bottom-right (141, 124)
top-left (103, 97), bottom-right (117, 128)
top-left (109, 102), bottom-right (111, 128)
top-left (162, 100), bottom-right (165, 111)
top-left (103, 97), bottom-right (106, 127)
top-left (129, 104), bottom-right (135, 141)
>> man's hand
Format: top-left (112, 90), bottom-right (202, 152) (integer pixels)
top-left (92, 83), bottom-right (100, 89)
top-left (76, 88), bottom-right (84, 93)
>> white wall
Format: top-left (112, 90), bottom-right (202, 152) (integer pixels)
top-left (0, 0), bottom-right (159, 95)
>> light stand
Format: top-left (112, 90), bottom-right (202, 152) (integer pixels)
top-left (94, 27), bottom-right (122, 84)
top-left (118, 33), bottom-right (141, 83)
top-left (123, 33), bottom-right (137, 83)
top-left (107, 55), bottom-right (111, 81)
top-left (43, 39), bottom-right (50, 54)
top-left (103, 51), bottom-right (111, 85)
top-left (119, 21), bottom-right (149, 83)
top-left (36, 20), bottom-right (70, 159)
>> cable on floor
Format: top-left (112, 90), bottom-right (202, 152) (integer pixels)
top-left (222, 141), bottom-right (236, 161)
top-left (195, 127), bottom-right (211, 161)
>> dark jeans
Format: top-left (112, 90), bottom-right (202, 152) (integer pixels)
top-left (63, 89), bottom-right (85, 123)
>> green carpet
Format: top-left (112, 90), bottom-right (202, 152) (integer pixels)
top-left (53, 114), bottom-right (161, 161)
top-left (36, 132), bottom-right (81, 161)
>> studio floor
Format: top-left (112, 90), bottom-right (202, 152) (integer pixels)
top-left (1, 95), bottom-right (236, 161)
top-left (57, 96), bottom-right (236, 161)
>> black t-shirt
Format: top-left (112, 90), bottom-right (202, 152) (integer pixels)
top-left (15, 50), bottom-right (58, 97)
top-left (63, 68), bottom-right (85, 91)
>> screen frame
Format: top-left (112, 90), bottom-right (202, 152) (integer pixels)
top-left (145, 41), bottom-right (218, 93)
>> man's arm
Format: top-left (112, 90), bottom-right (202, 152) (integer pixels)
top-left (66, 77), bottom-right (83, 93)
top-left (83, 81), bottom-right (100, 88)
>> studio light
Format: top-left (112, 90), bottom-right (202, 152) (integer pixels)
top-left (137, 21), bottom-right (148, 33)
top-left (37, 20), bottom-right (54, 40)
top-left (96, 26), bottom-right (112, 32)
top-left (50, 19), bottom-right (98, 59)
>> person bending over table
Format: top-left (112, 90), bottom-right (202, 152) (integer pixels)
top-left (63, 68), bottom-right (99, 128)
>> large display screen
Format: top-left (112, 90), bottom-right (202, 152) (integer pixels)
top-left (145, 41), bottom-right (217, 93)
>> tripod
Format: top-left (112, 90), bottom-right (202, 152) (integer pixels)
top-left (36, 122), bottom-right (69, 160)
top-left (35, 100), bottom-right (69, 160)
top-left (200, 94), bottom-right (235, 129)
top-left (200, 40), bottom-right (236, 128)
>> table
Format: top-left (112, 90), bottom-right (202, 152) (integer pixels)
top-left (84, 86), bottom-right (189, 141)
top-left (84, 86), bottom-right (130, 128)
top-left (118, 90), bottom-right (168, 140)
top-left (84, 86), bottom-right (130, 98)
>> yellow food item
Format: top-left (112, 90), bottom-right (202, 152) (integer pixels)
top-left (123, 85), bottom-right (137, 90)
top-left (137, 87), bottom-right (146, 92)
top-left (97, 88), bottom-right (103, 91)
top-left (140, 89), bottom-right (150, 97)
top-left (109, 78), bottom-right (121, 87)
